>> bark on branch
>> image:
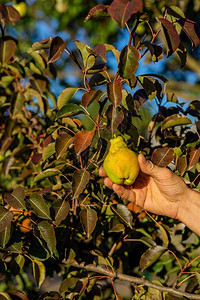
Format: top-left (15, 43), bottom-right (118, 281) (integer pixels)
top-left (67, 261), bottom-right (200, 299)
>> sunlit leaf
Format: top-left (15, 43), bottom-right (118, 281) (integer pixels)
top-left (75, 40), bottom-right (95, 70)
top-left (151, 147), bottom-right (174, 167)
top-left (28, 37), bottom-right (53, 53)
top-left (59, 277), bottom-right (80, 295)
top-left (108, 0), bottom-right (143, 29)
top-left (55, 132), bottom-right (74, 158)
top-left (72, 169), bottom-right (90, 198)
top-left (52, 199), bottom-right (70, 226)
top-left (4, 186), bottom-right (26, 210)
top-left (0, 38), bottom-right (16, 65)
top-left (161, 114), bottom-right (192, 130)
top-left (11, 92), bottom-right (25, 117)
top-left (34, 168), bottom-right (61, 182)
top-left (38, 221), bottom-right (56, 256)
top-left (111, 204), bottom-right (133, 228)
top-left (0, 207), bottom-right (13, 233)
top-left (42, 142), bottom-right (55, 161)
top-left (177, 155), bottom-right (187, 176)
top-left (57, 87), bottom-right (79, 110)
top-left (118, 45), bottom-right (139, 83)
top-left (187, 148), bottom-right (200, 170)
top-left (32, 260), bottom-right (46, 288)
top-left (74, 130), bottom-right (95, 155)
top-left (81, 89), bottom-right (103, 108)
top-left (80, 208), bottom-right (98, 238)
top-left (48, 36), bottom-right (67, 63)
top-left (84, 4), bottom-right (109, 22)
top-left (140, 245), bottom-right (166, 271)
top-left (28, 193), bottom-right (51, 220)
top-left (0, 292), bottom-right (11, 300)
top-left (55, 104), bottom-right (83, 120)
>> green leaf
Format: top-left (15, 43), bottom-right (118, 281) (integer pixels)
top-left (28, 37), bottom-right (53, 53)
top-left (75, 40), bottom-right (95, 70)
top-left (4, 186), bottom-right (26, 210)
top-left (55, 104), bottom-right (83, 120)
top-left (42, 142), bottom-right (55, 161)
top-left (84, 4), bottom-right (109, 22)
top-left (34, 168), bottom-right (61, 182)
top-left (11, 92), bottom-right (25, 117)
top-left (38, 221), bottom-right (56, 256)
top-left (118, 45), bottom-right (139, 81)
top-left (0, 223), bottom-right (11, 248)
top-left (55, 132), bottom-right (74, 159)
top-left (109, 218), bottom-right (125, 233)
top-left (7, 242), bottom-right (22, 253)
top-left (111, 204), bottom-right (133, 229)
top-left (59, 277), bottom-right (80, 295)
top-left (28, 193), bottom-right (51, 220)
top-left (72, 169), bottom-right (90, 198)
top-left (57, 87), bottom-right (79, 110)
top-left (140, 245), bottom-right (166, 271)
top-left (161, 114), bottom-right (192, 130)
top-left (32, 260), bottom-right (46, 288)
top-left (0, 207), bottom-right (13, 233)
top-left (80, 208), bottom-right (98, 238)
top-left (52, 198), bottom-right (70, 226)
top-left (158, 224), bottom-right (169, 248)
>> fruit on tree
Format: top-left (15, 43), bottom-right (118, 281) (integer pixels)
top-left (13, 2), bottom-right (27, 17)
top-left (103, 136), bottom-right (140, 185)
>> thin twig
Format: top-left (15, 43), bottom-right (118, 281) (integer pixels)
top-left (66, 261), bottom-right (200, 299)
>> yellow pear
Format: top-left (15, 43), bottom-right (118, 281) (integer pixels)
top-left (14, 2), bottom-right (27, 17)
top-left (103, 136), bottom-right (140, 185)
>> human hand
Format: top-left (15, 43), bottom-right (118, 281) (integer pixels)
top-left (99, 154), bottom-right (191, 219)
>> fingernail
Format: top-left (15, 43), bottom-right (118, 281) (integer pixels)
top-left (141, 154), bottom-right (147, 164)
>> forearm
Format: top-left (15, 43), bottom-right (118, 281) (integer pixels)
top-left (177, 188), bottom-right (200, 236)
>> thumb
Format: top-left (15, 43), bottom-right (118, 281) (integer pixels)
top-left (138, 154), bottom-right (163, 180)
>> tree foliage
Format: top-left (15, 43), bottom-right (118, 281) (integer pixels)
top-left (0, 1), bottom-right (200, 299)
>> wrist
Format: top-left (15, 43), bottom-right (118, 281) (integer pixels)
top-left (176, 187), bottom-right (200, 235)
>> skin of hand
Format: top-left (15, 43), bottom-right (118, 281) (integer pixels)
top-left (99, 154), bottom-right (194, 220)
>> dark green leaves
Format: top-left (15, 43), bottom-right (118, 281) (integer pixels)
top-left (4, 186), bottom-right (26, 210)
top-left (118, 45), bottom-right (139, 85)
top-left (51, 199), bottom-right (70, 226)
top-left (38, 221), bottom-right (56, 256)
top-left (0, 207), bottom-right (13, 233)
top-left (80, 209), bottom-right (98, 238)
top-left (140, 245), bottom-right (167, 270)
top-left (111, 204), bottom-right (133, 228)
top-left (108, 0), bottom-right (143, 29)
top-left (72, 169), bottom-right (90, 198)
top-left (28, 193), bottom-right (51, 220)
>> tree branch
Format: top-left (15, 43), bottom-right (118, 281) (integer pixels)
top-left (67, 261), bottom-right (200, 299)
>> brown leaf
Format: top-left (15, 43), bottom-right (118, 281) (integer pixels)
top-left (80, 208), bottom-right (98, 238)
top-left (151, 147), bottom-right (174, 167)
top-left (0, 4), bottom-right (20, 25)
top-left (187, 148), bottom-right (200, 170)
top-left (74, 130), bottom-right (95, 155)
top-left (0, 38), bottom-right (16, 65)
top-left (108, 0), bottom-right (143, 29)
top-left (93, 44), bottom-right (107, 62)
top-left (55, 132), bottom-right (74, 159)
top-left (105, 105), bottom-right (124, 136)
top-left (72, 169), bottom-right (90, 198)
top-left (81, 90), bottom-right (103, 108)
top-left (48, 36), bottom-right (67, 63)
top-left (107, 78), bottom-right (122, 108)
top-left (178, 18), bottom-right (200, 49)
top-left (158, 18), bottom-right (180, 57)
top-left (177, 155), bottom-right (187, 176)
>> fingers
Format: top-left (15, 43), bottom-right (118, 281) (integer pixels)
top-left (99, 166), bottom-right (107, 177)
top-left (113, 184), bottom-right (136, 202)
top-left (138, 154), bottom-right (167, 180)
